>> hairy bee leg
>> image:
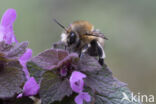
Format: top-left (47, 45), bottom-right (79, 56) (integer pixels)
top-left (64, 45), bottom-right (67, 50)
top-left (80, 44), bottom-right (91, 57)
top-left (82, 44), bottom-right (90, 53)
top-left (97, 41), bottom-right (106, 65)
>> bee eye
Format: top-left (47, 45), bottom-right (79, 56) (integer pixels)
top-left (67, 32), bottom-right (76, 46)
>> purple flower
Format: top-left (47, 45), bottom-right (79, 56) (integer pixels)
top-left (0, 9), bottom-right (40, 98)
top-left (0, 9), bottom-right (39, 98)
top-left (0, 9), bottom-right (33, 79)
top-left (31, 48), bottom-right (100, 103)
top-left (60, 67), bottom-right (67, 77)
top-left (17, 50), bottom-right (39, 98)
top-left (19, 48), bottom-right (32, 79)
top-left (70, 71), bottom-right (91, 104)
top-left (75, 92), bottom-right (91, 104)
top-left (69, 71), bottom-right (86, 93)
top-left (0, 8), bottom-right (17, 44)
top-left (18, 49), bottom-right (40, 98)
top-left (17, 77), bottom-right (40, 98)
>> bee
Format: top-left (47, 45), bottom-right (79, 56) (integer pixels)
top-left (53, 19), bottom-right (108, 65)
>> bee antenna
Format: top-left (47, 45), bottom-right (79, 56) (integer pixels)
top-left (53, 19), bottom-right (67, 31)
top-left (104, 36), bottom-right (109, 40)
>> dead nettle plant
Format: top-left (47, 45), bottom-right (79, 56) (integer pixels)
top-left (0, 9), bottom-right (39, 104)
top-left (0, 9), bottom-right (141, 104)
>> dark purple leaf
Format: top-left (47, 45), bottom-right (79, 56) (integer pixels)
top-left (31, 49), bottom-right (68, 70)
top-left (27, 61), bottom-right (45, 83)
top-left (31, 49), bottom-right (78, 70)
top-left (0, 42), bottom-right (27, 99)
top-left (0, 96), bottom-right (34, 104)
top-left (0, 41), bottom-right (13, 52)
top-left (84, 66), bottom-right (141, 104)
top-left (40, 71), bottom-right (73, 104)
top-left (0, 41), bottom-right (28, 60)
top-left (0, 59), bottom-right (26, 99)
top-left (6, 41), bottom-right (28, 59)
top-left (79, 55), bottom-right (102, 72)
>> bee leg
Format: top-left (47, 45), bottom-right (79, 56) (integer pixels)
top-left (80, 44), bottom-right (90, 57)
top-left (64, 45), bottom-right (67, 50)
top-left (96, 41), bottom-right (106, 65)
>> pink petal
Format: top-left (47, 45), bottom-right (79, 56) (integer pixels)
top-left (17, 93), bottom-right (23, 98)
top-left (3, 26), bottom-right (17, 44)
top-left (0, 9), bottom-right (17, 44)
top-left (69, 71), bottom-right (86, 93)
top-left (1, 9), bottom-right (17, 27)
top-left (81, 92), bottom-right (91, 102)
top-left (72, 79), bottom-right (84, 93)
top-left (60, 68), bottom-right (67, 77)
top-left (7, 25), bottom-right (17, 43)
top-left (20, 49), bottom-right (32, 63)
top-left (0, 26), bottom-right (4, 41)
top-left (23, 77), bottom-right (40, 96)
top-left (19, 49), bottom-right (32, 79)
top-left (70, 71), bottom-right (86, 84)
top-left (75, 94), bottom-right (83, 104)
top-left (75, 92), bottom-right (91, 104)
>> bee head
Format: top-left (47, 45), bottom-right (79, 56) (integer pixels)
top-left (67, 31), bottom-right (78, 46)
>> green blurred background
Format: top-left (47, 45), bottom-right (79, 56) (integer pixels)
top-left (0, 0), bottom-right (156, 102)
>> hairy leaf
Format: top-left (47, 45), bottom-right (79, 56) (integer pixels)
top-left (31, 49), bottom-right (78, 70)
top-left (0, 41), bottom-right (13, 52)
top-left (0, 41), bottom-right (28, 59)
top-left (0, 60), bottom-right (26, 99)
top-left (94, 87), bottom-right (140, 104)
top-left (31, 49), bottom-right (68, 70)
top-left (27, 61), bottom-right (45, 83)
top-left (79, 55), bottom-right (102, 72)
top-left (6, 41), bottom-right (28, 59)
top-left (0, 97), bottom-right (34, 104)
top-left (14, 97), bottom-right (34, 104)
top-left (85, 66), bottom-right (141, 104)
top-left (40, 71), bottom-right (72, 104)
top-left (51, 93), bottom-right (76, 104)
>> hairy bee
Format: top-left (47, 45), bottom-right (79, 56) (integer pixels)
top-left (54, 19), bottom-right (108, 65)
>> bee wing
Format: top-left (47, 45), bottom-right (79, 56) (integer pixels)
top-left (86, 29), bottom-right (108, 40)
